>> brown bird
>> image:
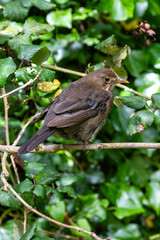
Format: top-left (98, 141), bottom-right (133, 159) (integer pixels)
top-left (18, 68), bottom-right (129, 155)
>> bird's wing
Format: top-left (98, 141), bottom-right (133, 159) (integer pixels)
top-left (47, 95), bottom-right (109, 128)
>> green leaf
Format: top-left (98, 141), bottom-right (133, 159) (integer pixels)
top-left (0, 221), bottom-right (13, 240)
top-left (95, 35), bottom-right (119, 55)
top-left (33, 184), bottom-right (46, 198)
top-left (150, 170), bottom-right (160, 182)
top-left (14, 179), bottom-right (34, 194)
top-left (112, 224), bottom-right (141, 240)
top-left (20, 221), bottom-right (37, 240)
top-left (31, 0), bottom-right (55, 10)
top-left (147, 181), bottom-right (160, 215)
top-left (57, 174), bottom-right (80, 186)
top-left (47, 201), bottom-right (65, 222)
top-left (112, 66), bottom-right (128, 80)
top-left (73, 8), bottom-right (99, 21)
top-left (113, 45), bottom-right (131, 67)
top-left (114, 185), bottom-right (144, 219)
top-left (8, 34), bottom-right (31, 52)
top-left (78, 194), bottom-right (109, 221)
top-left (15, 67), bottom-right (55, 83)
top-left (23, 20), bottom-right (54, 35)
top-left (0, 57), bottom-right (17, 87)
top-left (72, 218), bottom-right (91, 240)
top-left (118, 96), bottom-right (147, 110)
top-left (128, 110), bottom-right (154, 134)
top-left (3, 1), bottom-right (29, 22)
top-left (24, 162), bottom-right (46, 179)
top-left (0, 190), bottom-right (21, 209)
top-left (125, 50), bottom-right (149, 77)
top-left (100, 0), bottom-right (135, 21)
top-left (58, 186), bottom-right (76, 198)
top-left (151, 93), bottom-right (160, 108)
top-left (17, 44), bottom-right (51, 65)
top-left (46, 9), bottom-right (72, 28)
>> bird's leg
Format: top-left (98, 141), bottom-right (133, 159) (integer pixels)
top-left (83, 140), bottom-right (90, 152)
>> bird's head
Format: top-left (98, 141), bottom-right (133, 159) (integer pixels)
top-left (87, 68), bottom-right (129, 91)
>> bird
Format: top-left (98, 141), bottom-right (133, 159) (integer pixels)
top-left (18, 68), bottom-right (129, 155)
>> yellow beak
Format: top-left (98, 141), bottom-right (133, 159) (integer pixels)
top-left (117, 78), bottom-right (129, 84)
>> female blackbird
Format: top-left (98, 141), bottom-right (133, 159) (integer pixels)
top-left (18, 68), bottom-right (128, 155)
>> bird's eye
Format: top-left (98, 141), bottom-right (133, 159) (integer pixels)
top-left (105, 77), bottom-right (110, 82)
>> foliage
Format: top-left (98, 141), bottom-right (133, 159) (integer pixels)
top-left (0, 0), bottom-right (160, 239)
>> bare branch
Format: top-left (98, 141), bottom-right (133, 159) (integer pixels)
top-left (0, 70), bottom-right (42, 99)
top-left (1, 142), bottom-right (160, 154)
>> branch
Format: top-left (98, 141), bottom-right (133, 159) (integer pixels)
top-left (42, 64), bottom-right (151, 100)
top-left (1, 142), bottom-right (160, 154)
top-left (0, 70), bottom-right (42, 99)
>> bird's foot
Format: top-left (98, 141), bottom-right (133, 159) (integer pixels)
top-left (83, 140), bottom-right (90, 152)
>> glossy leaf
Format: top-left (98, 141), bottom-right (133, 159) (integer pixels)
top-left (17, 44), bottom-right (51, 65)
top-left (114, 185), bottom-right (144, 219)
top-left (33, 184), bottom-right (46, 198)
top-left (0, 190), bottom-right (21, 209)
top-left (47, 201), bottom-right (65, 222)
top-left (20, 221), bottom-right (37, 240)
top-left (100, 0), bottom-right (135, 21)
top-left (147, 181), bottom-right (160, 215)
top-left (151, 93), bottom-right (160, 108)
top-left (128, 110), bottom-right (154, 134)
top-left (24, 162), bottom-right (46, 179)
top-left (14, 179), bottom-right (34, 194)
top-left (47, 9), bottom-right (72, 28)
top-left (0, 57), bottom-right (17, 87)
top-left (118, 96), bottom-right (147, 109)
top-left (3, 1), bottom-right (29, 22)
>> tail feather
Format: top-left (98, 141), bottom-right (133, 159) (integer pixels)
top-left (18, 128), bottom-right (56, 155)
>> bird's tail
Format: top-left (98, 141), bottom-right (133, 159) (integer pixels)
top-left (18, 127), bottom-right (56, 155)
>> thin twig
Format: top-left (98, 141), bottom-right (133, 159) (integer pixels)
top-left (1, 87), bottom-right (10, 145)
top-left (13, 113), bottom-right (41, 146)
top-left (23, 207), bottom-right (27, 234)
top-left (0, 70), bottom-right (42, 99)
top-left (1, 176), bottom-right (110, 240)
top-left (42, 64), bottom-right (151, 100)
top-left (1, 142), bottom-right (160, 154)
top-left (1, 87), bottom-right (20, 183)
top-left (37, 229), bottom-right (79, 240)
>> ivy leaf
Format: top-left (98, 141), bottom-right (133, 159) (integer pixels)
top-left (99, 0), bottom-right (135, 21)
top-left (58, 186), bottom-right (76, 198)
top-left (33, 184), bottom-right (46, 198)
top-left (128, 110), bottom-right (154, 134)
top-left (125, 50), bottom-right (149, 77)
top-left (31, 0), bottom-right (55, 11)
top-left (0, 190), bottom-right (21, 209)
top-left (118, 96), bottom-right (147, 110)
top-left (0, 57), bottom-right (17, 87)
top-left (47, 201), bottom-right (65, 222)
top-left (113, 45), bottom-right (131, 67)
top-left (46, 9), bottom-right (72, 28)
top-left (17, 44), bottom-right (51, 65)
top-left (14, 179), bottom-right (34, 194)
top-left (114, 185), bottom-right (144, 219)
top-left (151, 93), bottom-right (160, 108)
top-left (15, 67), bottom-right (55, 83)
top-left (20, 221), bottom-right (37, 240)
top-left (24, 162), bottom-right (46, 179)
top-left (95, 35), bottom-right (119, 55)
top-left (23, 20), bottom-right (54, 35)
top-left (147, 181), bottom-right (160, 215)
top-left (3, 1), bottom-right (29, 22)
